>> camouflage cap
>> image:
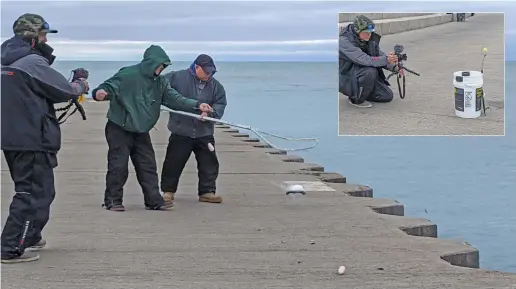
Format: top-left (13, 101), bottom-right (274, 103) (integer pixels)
top-left (13, 13), bottom-right (58, 37)
top-left (353, 15), bottom-right (375, 33)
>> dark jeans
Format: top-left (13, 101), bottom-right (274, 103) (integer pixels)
top-left (1, 151), bottom-right (56, 259)
top-left (160, 134), bottom-right (219, 195)
top-left (340, 66), bottom-right (394, 104)
top-left (104, 121), bottom-right (164, 208)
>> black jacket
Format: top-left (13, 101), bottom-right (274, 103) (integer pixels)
top-left (1, 36), bottom-right (87, 152)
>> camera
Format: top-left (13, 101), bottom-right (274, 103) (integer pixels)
top-left (394, 44), bottom-right (408, 62)
top-left (387, 44), bottom-right (420, 99)
top-left (397, 53), bottom-right (408, 61)
top-left (56, 68), bottom-right (89, 124)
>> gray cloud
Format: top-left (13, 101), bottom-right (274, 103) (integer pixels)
top-left (1, 1), bottom-right (514, 60)
top-left (4, 1), bottom-right (513, 42)
top-left (1, 1), bottom-right (342, 41)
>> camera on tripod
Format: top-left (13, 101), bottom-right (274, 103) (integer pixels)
top-left (56, 68), bottom-right (89, 124)
top-left (386, 44), bottom-right (420, 99)
top-left (394, 44), bottom-right (408, 62)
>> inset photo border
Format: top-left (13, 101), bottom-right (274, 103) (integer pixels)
top-left (337, 12), bottom-right (505, 136)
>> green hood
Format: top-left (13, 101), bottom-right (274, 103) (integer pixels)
top-left (139, 45), bottom-right (171, 78)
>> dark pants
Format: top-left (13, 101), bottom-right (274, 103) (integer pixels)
top-left (1, 151), bottom-right (56, 259)
top-left (104, 121), bottom-right (164, 208)
top-left (340, 66), bottom-right (394, 104)
top-left (160, 134), bottom-right (219, 195)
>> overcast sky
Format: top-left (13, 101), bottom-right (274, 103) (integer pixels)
top-left (1, 0), bottom-right (515, 61)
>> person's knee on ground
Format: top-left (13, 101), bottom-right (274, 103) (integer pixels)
top-left (377, 89), bottom-right (394, 103)
top-left (367, 83), bottom-right (394, 103)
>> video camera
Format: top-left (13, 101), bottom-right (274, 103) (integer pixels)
top-left (56, 68), bottom-right (89, 124)
top-left (386, 44), bottom-right (420, 99)
top-left (394, 44), bottom-right (408, 62)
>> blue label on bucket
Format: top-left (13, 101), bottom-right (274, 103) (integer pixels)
top-left (454, 87), bottom-right (464, 112)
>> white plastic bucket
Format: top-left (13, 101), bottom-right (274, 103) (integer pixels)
top-left (453, 71), bottom-right (484, 119)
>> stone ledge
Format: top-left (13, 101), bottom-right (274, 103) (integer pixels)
top-left (217, 125), bottom-right (482, 270)
top-left (279, 155), bottom-right (305, 163)
top-left (441, 248), bottom-right (480, 269)
top-left (339, 13), bottom-right (434, 23)
top-left (339, 13), bottom-right (454, 36)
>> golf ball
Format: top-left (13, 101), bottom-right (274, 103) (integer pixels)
top-left (483, 47), bottom-right (488, 53)
top-left (338, 265), bottom-right (346, 275)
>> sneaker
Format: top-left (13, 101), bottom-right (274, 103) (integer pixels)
top-left (199, 193), bottom-right (223, 203)
top-left (1, 251), bottom-right (40, 264)
top-left (102, 203), bottom-right (125, 212)
top-left (27, 239), bottom-right (46, 251)
top-left (145, 203), bottom-right (173, 210)
top-left (349, 99), bottom-right (372, 108)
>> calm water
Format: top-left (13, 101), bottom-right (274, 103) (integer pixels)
top-left (54, 61), bottom-right (515, 273)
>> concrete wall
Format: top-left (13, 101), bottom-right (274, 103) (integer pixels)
top-left (339, 13), bottom-right (433, 23)
top-left (339, 13), bottom-right (475, 36)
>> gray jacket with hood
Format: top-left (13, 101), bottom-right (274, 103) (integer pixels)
top-left (339, 24), bottom-right (396, 94)
top-left (164, 66), bottom-right (227, 138)
top-left (1, 36), bottom-right (87, 153)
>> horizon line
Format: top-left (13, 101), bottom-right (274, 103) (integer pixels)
top-left (54, 59), bottom-right (337, 62)
top-left (54, 59), bottom-right (516, 62)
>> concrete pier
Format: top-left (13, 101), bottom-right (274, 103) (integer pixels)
top-left (2, 102), bottom-right (516, 288)
top-left (338, 13), bottom-right (474, 36)
top-left (339, 13), bottom-right (505, 136)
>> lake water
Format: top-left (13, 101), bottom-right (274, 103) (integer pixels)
top-left (53, 61), bottom-right (515, 273)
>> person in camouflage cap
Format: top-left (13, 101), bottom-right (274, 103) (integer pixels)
top-left (13, 13), bottom-right (58, 38)
top-left (338, 14), bottom-right (399, 108)
top-left (1, 14), bottom-right (88, 264)
top-left (353, 14), bottom-right (376, 41)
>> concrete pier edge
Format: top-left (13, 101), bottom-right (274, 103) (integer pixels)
top-left (215, 123), bottom-right (480, 269)
top-left (338, 13), bottom-right (474, 36)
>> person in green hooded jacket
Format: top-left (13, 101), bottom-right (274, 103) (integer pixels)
top-left (91, 45), bottom-right (212, 211)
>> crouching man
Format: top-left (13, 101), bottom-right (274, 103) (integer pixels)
top-left (91, 45), bottom-right (213, 212)
top-left (339, 15), bottom-right (399, 108)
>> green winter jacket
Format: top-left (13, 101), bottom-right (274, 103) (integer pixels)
top-left (92, 45), bottom-right (200, 133)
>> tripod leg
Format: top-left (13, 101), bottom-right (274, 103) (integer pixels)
top-left (481, 94), bottom-right (487, 116)
top-left (402, 75), bottom-right (406, 99)
top-left (396, 75), bottom-right (405, 99)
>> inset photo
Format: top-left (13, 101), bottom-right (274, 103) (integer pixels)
top-left (338, 13), bottom-right (505, 136)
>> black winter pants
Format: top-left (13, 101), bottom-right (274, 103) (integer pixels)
top-left (160, 134), bottom-right (219, 195)
top-left (1, 151), bottom-right (56, 259)
top-left (340, 66), bottom-right (394, 104)
top-left (104, 121), bottom-right (164, 208)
